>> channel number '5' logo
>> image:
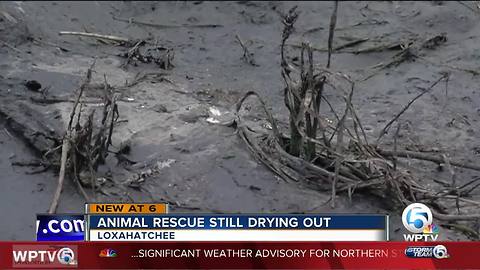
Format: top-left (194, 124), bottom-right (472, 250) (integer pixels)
top-left (402, 203), bottom-right (433, 234)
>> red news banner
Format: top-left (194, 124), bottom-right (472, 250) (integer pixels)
top-left (0, 242), bottom-right (479, 269)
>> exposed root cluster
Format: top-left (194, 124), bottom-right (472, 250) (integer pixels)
top-left (49, 61), bottom-right (119, 213)
top-left (233, 5), bottom-right (480, 236)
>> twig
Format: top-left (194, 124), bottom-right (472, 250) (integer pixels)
top-left (48, 138), bottom-right (69, 214)
top-left (343, 83), bottom-right (369, 146)
top-left (418, 56), bottom-right (480, 76)
top-left (393, 123), bottom-right (401, 171)
top-left (280, 6), bottom-right (299, 69)
top-left (377, 74), bottom-right (447, 143)
top-left (26, 166), bottom-right (50, 175)
top-left (443, 71), bottom-right (450, 110)
top-left (0, 40), bottom-right (22, 53)
top-left (288, 37), bottom-right (369, 53)
top-left (48, 61), bottom-right (95, 213)
top-left (87, 148), bottom-right (97, 202)
top-left (3, 127), bottom-right (13, 139)
top-left (331, 111), bottom-right (346, 208)
top-left (32, 38), bottom-right (70, 52)
top-left (59, 31), bottom-right (129, 43)
top-left (235, 91), bottom-right (283, 143)
top-left (330, 82), bottom-right (352, 207)
top-left (377, 148), bottom-right (480, 172)
top-left (442, 154), bottom-right (456, 187)
top-left (11, 160), bottom-right (44, 167)
top-left (327, 1), bottom-right (339, 68)
top-left (122, 40), bottom-right (145, 68)
top-left (235, 34), bottom-right (258, 66)
top-left (30, 97), bottom-right (103, 104)
top-left (72, 145), bottom-right (91, 202)
top-left (333, 37), bottom-right (367, 51)
top-left (442, 223), bottom-right (479, 239)
top-left (432, 210), bottom-right (480, 221)
top-left (457, 1), bottom-right (480, 14)
top-left (303, 26), bottom-right (324, 35)
top-left (112, 16), bottom-right (223, 29)
top-left (441, 153), bottom-right (460, 213)
top-left (68, 61), bottom-right (96, 129)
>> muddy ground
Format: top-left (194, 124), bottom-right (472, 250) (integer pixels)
top-left (1, 1), bottom-right (479, 240)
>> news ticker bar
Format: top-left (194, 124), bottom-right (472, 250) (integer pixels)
top-left (1, 241), bottom-right (477, 269)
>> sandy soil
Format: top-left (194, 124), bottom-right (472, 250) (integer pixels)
top-left (0, 1), bottom-right (479, 241)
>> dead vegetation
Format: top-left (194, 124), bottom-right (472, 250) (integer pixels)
top-left (120, 40), bottom-right (174, 69)
top-left (48, 61), bottom-right (119, 213)
top-left (235, 34), bottom-right (259, 67)
top-left (232, 4), bottom-right (480, 237)
top-left (0, 60), bottom-right (121, 213)
top-left (112, 16), bottom-right (223, 29)
top-left (58, 31), bottom-right (174, 69)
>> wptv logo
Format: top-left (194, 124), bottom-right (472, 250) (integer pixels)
top-left (12, 245), bottom-right (77, 268)
top-left (402, 203), bottom-right (439, 241)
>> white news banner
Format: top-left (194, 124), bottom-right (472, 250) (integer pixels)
top-left (88, 229), bottom-right (386, 241)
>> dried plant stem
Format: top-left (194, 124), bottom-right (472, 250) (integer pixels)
top-left (327, 1), bottom-right (339, 68)
top-left (48, 138), bottom-right (70, 214)
top-left (59, 31), bottom-right (129, 43)
top-left (112, 16), bottom-right (222, 29)
top-left (377, 149), bottom-right (480, 172)
top-left (228, 5), bottom-right (480, 238)
top-left (49, 61), bottom-right (95, 213)
top-left (377, 74), bottom-right (447, 143)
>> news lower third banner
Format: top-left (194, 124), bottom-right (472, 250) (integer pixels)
top-left (36, 204), bottom-right (388, 241)
top-left (86, 214), bottom-right (388, 241)
top-left (1, 242), bottom-right (479, 269)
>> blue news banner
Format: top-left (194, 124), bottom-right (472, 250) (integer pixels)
top-left (36, 214), bottom-right (388, 241)
top-left (87, 214), bottom-right (388, 241)
top-left (88, 214), bottom-right (387, 229)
